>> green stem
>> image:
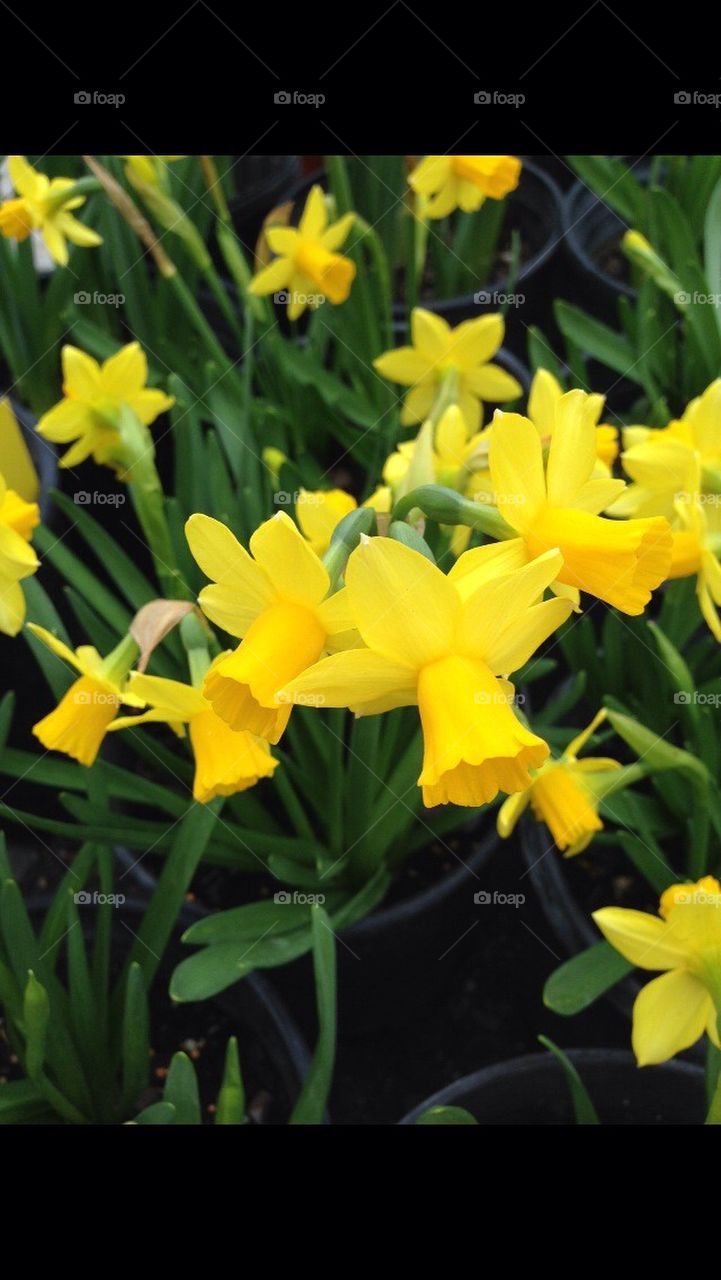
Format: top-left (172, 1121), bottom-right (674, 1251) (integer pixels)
top-left (202, 261), bottom-right (245, 349)
top-left (391, 484), bottom-right (516, 541)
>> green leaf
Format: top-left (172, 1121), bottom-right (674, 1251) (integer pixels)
top-left (0, 1079), bottom-right (54, 1124)
top-left (554, 301), bottom-right (643, 384)
top-left (182, 897), bottom-right (335, 946)
top-left (543, 942), bottom-right (634, 1015)
top-left (289, 905), bottom-right (336, 1125)
top-left (50, 490), bottom-right (157, 609)
top-left (129, 1101), bottom-right (177, 1125)
top-left (215, 1037), bottom-right (245, 1125)
top-left (164, 1052), bottom-right (202, 1125)
top-left (121, 962), bottom-right (150, 1114)
top-left (538, 1037), bottom-right (600, 1124)
top-left (704, 176), bottom-right (721, 336)
top-left (415, 1105), bottom-right (478, 1125)
top-left (23, 971), bottom-right (50, 1080)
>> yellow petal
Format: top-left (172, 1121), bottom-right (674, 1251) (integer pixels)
top-left (466, 364), bottom-right (522, 402)
top-left (632, 969), bottom-right (711, 1066)
top-left (449, 538), bottom-right (529, 600)
top-left (298, 185), bottom-right (328, 239)
top-left (447, 314), bottom-right (504, 368)
top-left (128, 389), bottom-right (174, 427)
top-left (485, 596), bottom-right (572, 675)
top-left (249, 512), bottom-right (329, 608)
top-left (565, 708), bottom-right (608, 760)
top-left (248, 257), bottom-right (293, 296)
top-left (411, 308), bottom-right (450, 362)
top-left (373, 347), bottom-right (430, 386)
top-left (346, 536), bottom-right (460, 669)
top-left (457, 548), bottom-right (565, 661)
top-left (295, 488), bottom-right (357, 556)
top-left (408, 156), bottom-right (452, 196)
top-left (26, 623), bottom-right (87, 675)
top-left (36, 398), bottom-right (89, 443)
top-left (489, 411), bottom-right (547, 531)
top-left (189, 712), bottom-right (277, 803)
top-left (0, 576), bottom-right (26, 636)
top-left (99, 342), bottom-right (147, 399)
top-left (545, 390), bottom-right (597, 506)
top-left (592, 906), bottom-right (690, 970)
top-left (8, 155), bottom-right (40, 199)
top-left (61, 346), bottom-right (101, 401)
top-left (280, 647), bottom-right (418, 715)
top-left (528, 368), bottom-right (562, 437)
top-left (497, 788), bottom-right (532, 838)
top-left (401, 382), bottom-right (436, 426)
top-left (56, 212), bottom-right (102, 248)
top-left (33, 675), bottom-right (119, 766)
top-left (126, 672), bottom-right (205, 720)
top-left (265, 227), bottom-right (298, 255)
top-left (186, 514), bottom-right (274, 633)
top-left (321, 212), bottom-right (355, 252)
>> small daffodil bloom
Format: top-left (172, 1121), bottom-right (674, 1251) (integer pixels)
top-left (409, 155), bottom-right (521, 218)
top-left (528, 369), bottom-right (618, 476)
top-left (187, 511), bottom-right (356, 744)
top-left (374, 308), bottom-right (521, 433)
top-left (29, 626), bottom-right (142, 767)
top-left (497, 709), bottom-right (623, 854)
top-left (594, 876), bottom-right (721, 1066)
top-left (489, 391), bottom-right (672, 614)
top-left (280, 537), bottom-right (573, 807)
top-left (0, 156), bottom-right (102, 266)
top-left (109, 670), bottom-right (277, 804)
top-left (248, 185), bottom-right (356, 320)
top-left (295, 487), bottom-right (392, 556)
top-left (36, 343), bottom-right (175, 470)
top-left (0, 470), bottom-right (40, 636)
top-left (612, 379), bottom-right (721, 520)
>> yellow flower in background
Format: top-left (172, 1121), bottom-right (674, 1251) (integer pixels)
top-left (280, 537), bottom-right (572, 807)
top-left (409, 155), bottom-right (522, 218)
top-left (489, 391), bottom-right (672, 614)
top-left (29, 626), bottom-right (142, 767)
top-left (248, 185), bottom-right (356, 321)
top-left (37, 342), bottom-right (174, 470)
top-left (0, 156), bottom-right (102, 266)
top-left (0, 470), bottom-right (40, 636)
top-left (110, 671), bottom-right (277, 804)
top-left (186, 511), bottom-right (356, 744)
top-left (594, 877), bottom-right (721, 1066)
top-left (123, 156), bottom-right (185, 186)
top-left (374, 308), bottom-right (521, 433)
top-left (665, 474), bottom-right (721, 641)
top-left (497, 709), bottom-right (623, 855)
top-left (528, 369), bottom-right (618, 476)
top-left (295, 488), bottom-right (358, 556)
top-left (611, 379), bottom-right (721, 520)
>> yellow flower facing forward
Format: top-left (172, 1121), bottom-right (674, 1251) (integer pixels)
top-left (109, 671), bottom-right (277, 804)
top-left (0, 470), bottom-right (40, 636)
top-left (497, 709), bottom-right (623, 855)
top-left (489, 391), bottom-right (672, 614)
top-left (0, 156), bottom-right (102, 266)
top-left (186, 511), bottom-right (356, 744)
top-left (611, 379), bottom-right (721, 521)
top-left (665, 478), bottom-right (721, 642)
top-left (36, 342), bottom-right (175, 470)
top-left (295, 487), bottom-right (392, 557)
top-left (248, 185), bottom-right (356, 320)
top-left (29, 626), bottom-right (142, 767)
top-left (594, 877), bottom-right (721, 1066)
top-left (280, 537), bottom-right (573, 807)
top-left (374, 308), bottom-right (522, 433)
top-left (528, 369), bottom-right (619, 477)
top-left (409, 155), bottom-right (521, 218)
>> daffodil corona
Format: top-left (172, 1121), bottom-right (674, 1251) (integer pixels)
top-left (374, 308), bottom-right (522, 432)
top-left (409, 155), bottom-right (521, 218)
top-left (186, 511), bottom-right (356, 744)
top-left (248, 185), bottom-right (356, 320)
top-left (37, 342), bottom-right (174, 470)
top-left (497, 709), bottom-right (623, 854)
top-left (489, 391), bottom-right (672, 613)
top-left (110, 671), bottom-right (277, 803)
top-left (0, 156), bottom-right (102, 266)
top-left (0, 469), bottom-right (40, 636)
top-left (594, 877), bottom-right (721, 1065)
top-left (280, 537), bottom-right (573, 807)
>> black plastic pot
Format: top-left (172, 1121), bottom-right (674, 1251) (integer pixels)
top-left (561, 179), bottom-right (636, 326)
top-left (274, 823), bottom-right (499, 1041)
top-left (400, 1049), bottom-right (706, 1125)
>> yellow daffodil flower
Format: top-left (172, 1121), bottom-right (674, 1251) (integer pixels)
top-left (0, 156), bottom-right (102, 266)
top-left (665, 478), bottom-right (721, 641)
top-left (409, 155), bottom-right (521, 219)
top-left (123, 156), bottom-right (185, 186)
top-left (0, 470), bottom-right (40, 636)
top-left (489, 391), bottom-right (672, 614)
top-left (374, 308), bottom-right (521, 433)
top-left (186, 511), bottom-right (356, 744)
top-left (528, 369), bottom-right (618, 477)
top-left (497, 708), bottom-right (623, 854)
top-left (611, 379), bottom-right (721, 520)
top-left (29, 626), bottom-right (141, 767)
top-left (594, 876), bottom-right (721, 1066)
top-left (109, 670), bottom-right (277, 803)
top-left (279, 537), bottom-right (573, 807)
top-left (295, 488), bottom-right (358, 556)
top-left (36, 342), bottom-right (175, 470)
top-left (248, 185), bottom-right (356, 321)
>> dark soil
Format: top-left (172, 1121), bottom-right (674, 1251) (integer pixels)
top-left (594, 232), bottom-right (631, 287)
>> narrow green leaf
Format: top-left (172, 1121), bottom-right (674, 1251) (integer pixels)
top-left (543, 942), bottom-right (634, 1015)
top-left (164, 1052), bottom-right (202, 1125)
top-left (215, 1037), bottom-right (245, 1125)
top-left (538, 1037), bottom-right (600, 1124)
top-left (289, 906), bottom-right (336, 1124)
top-left (121, 962), bottom-right (150, 1114)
